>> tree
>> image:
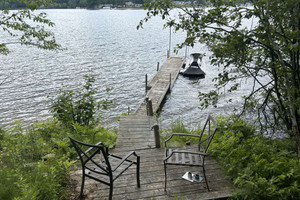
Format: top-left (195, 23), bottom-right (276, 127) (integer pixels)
top-left (0, 0), bottom-right (62, 55)
top-left (139, 0), bottom-right (300, 156)
top-left (86, 0), bottom-right (99, 9)
top-left (79, 0), bottom-right (87, 7)
top-left (68, 0), bottom-right (78, 8)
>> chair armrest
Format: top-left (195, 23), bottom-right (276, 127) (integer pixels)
top-left (78, 141), bottom-right (103, 159)
top-left (84, 142), bottom-right (103, 154)
top-left (111, 151), bottom-right (138, 172)
top-left (164, 133), bottom-right (200, 146)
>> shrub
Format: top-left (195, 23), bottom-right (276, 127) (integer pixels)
top-left (162, 117), bottom-right (203, 146)
top-left (49, 73), bottom-right (115, 130)
top-left (0, 118), bottom-right (117, 200)
top-left (210, 115), bottom-right (300, 199)
top-left (0, 167), bottom-right (20, 200)
top-left (0, 73), bottom-right (118, 199)
top-left (0, 122), bottom-right (74, 200)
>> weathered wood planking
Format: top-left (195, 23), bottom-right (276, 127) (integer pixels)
top-left (71, 148), bottom-right (234, 200)
top-left (116, 115), bottom-right (157, 150)
top-left (135, 57), bottom-right (184, 115)
top-left (147, 57), bottom-right (184, 89)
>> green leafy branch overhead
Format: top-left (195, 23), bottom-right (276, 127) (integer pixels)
top-left (0, 0), bottom-right (62, 55)
top-left (140, 0), bottom-right (300, 157)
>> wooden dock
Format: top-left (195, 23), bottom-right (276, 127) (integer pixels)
top-left (70, 57), bottom-right (234, 199)
top-left (135, 57), bottom-right (183, 116)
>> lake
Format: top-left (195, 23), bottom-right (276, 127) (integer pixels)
top-left (0, 9), bottom-right (252, 130)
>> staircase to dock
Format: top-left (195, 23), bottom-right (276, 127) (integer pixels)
top-left (116, 57), bottom-right (183, 149)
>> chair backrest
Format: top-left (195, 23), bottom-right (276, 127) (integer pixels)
top-left (198, 115), bottom-right (218, 153)
top-left (69, 136), bottom-right (112, 174)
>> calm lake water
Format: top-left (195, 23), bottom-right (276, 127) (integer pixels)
top-left (0, 9), bottom-right (252, 130)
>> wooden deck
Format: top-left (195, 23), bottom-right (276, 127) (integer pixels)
top-left (116, 115), bottom-right (156, 151)
top-left (70, 57), bottom-right (234, 199)
top-left (71, 148), bottom-right (234, 200)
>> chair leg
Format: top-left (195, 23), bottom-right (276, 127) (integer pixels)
top-left (109, 182), bottom-right (113, 200)
top-left (80, 172), bottom-right (85, 197)
top-left (203, 166), bottom-right (210, 191)
top-left (137, 156), bottom-right (140, 188)
top-left (164, 162), bottom-right (167, 192)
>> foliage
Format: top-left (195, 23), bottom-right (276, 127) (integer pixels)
top-left (86, 0), bottom-right (99, 9)
top-left (140, 0), bottom-right (300, 155)
top-left (0, 127), bottom-right (4, 149)
top-left (0, 167), bottom-right (20, 200)
top-left (0, 0), bottom-right (147, 9)
top-left (160, 116), bottom-right (300, 199)
top-left (72, 123), bottom-right (117, 147)
top-left (0, 73), bottom-right (117, 199)
top-left (49, 73), bottom-right (116, 131)
top-left (162, 117), bottom-right (203, 146)
top-left (0, 0), bottom-right (62, 55)
top-left (0, 122), bottom-right (73, 200)
top-left (0, 117), bottom-right (117, 200)
top-left (210, 116), bottom-right (300, 199)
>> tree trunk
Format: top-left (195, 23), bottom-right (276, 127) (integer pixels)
top-left (265, 0), bottom-right (300, 160)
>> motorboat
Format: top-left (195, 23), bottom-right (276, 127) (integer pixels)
top-left (180, 53), bottom-right (205, 78)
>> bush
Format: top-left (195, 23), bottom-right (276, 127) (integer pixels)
top-left (0, 118), bottom-right (117, 200)
top-left (49, 73), bottom-right (115, 130)
top-left (210, 115), bottom-right (300, 200)
top-left (0, 167), bottom-right (20, 200)
top-left (0, 122), bottom-right (74, 200)
top-left (0, 73), bottom-right (117, 199)
top-left (162, 117), bottom-right (203, 147)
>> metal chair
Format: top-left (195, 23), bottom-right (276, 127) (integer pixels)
top-left (69, 136), bottom-right (140, 200)
top-left (163, 115), bottom-right (217, 191)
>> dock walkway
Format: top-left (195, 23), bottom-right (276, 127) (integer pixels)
top-left (71, 57), bottom-right (234, 199)
top-left (135, 57), bottom-right (183, 116)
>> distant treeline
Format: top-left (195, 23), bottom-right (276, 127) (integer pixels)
top-left (0, 0), bottom-right (145, 9)
top-left (0, 0), bottom-right (251, 9)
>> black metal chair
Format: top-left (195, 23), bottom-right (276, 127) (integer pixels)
top-left (69, 136), bottom-right (140, 199)
top-left (163, 115), bottom-right (217, 191)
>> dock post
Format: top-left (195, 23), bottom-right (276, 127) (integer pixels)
top-left (169, 73), bottom-right (172, 90)
top-left (145, 96), bottom-right (149, 104)
top-left (145, 74), bottom-right (148, 93)
top-left (157, 62), bottom-right (160, 71)
top-left (146, 97), bottom-right (154, 116)
top-left (148, 99), bottom-right (154, 116)
top-left (152, 124), bottom-right (160, 148)
top-left (145, 97), bottom-right (149, 115)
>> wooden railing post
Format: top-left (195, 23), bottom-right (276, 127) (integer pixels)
top-left (145, 74), bottom-right (148, 93)
top-left (148, 99), bottom-right (153, 116)
top-left (169, 73), bottom-right (172, 91)
top-left (152, 124), bottom-right (160, 148)
top-left (145, 97), bottom-right (153, 116)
